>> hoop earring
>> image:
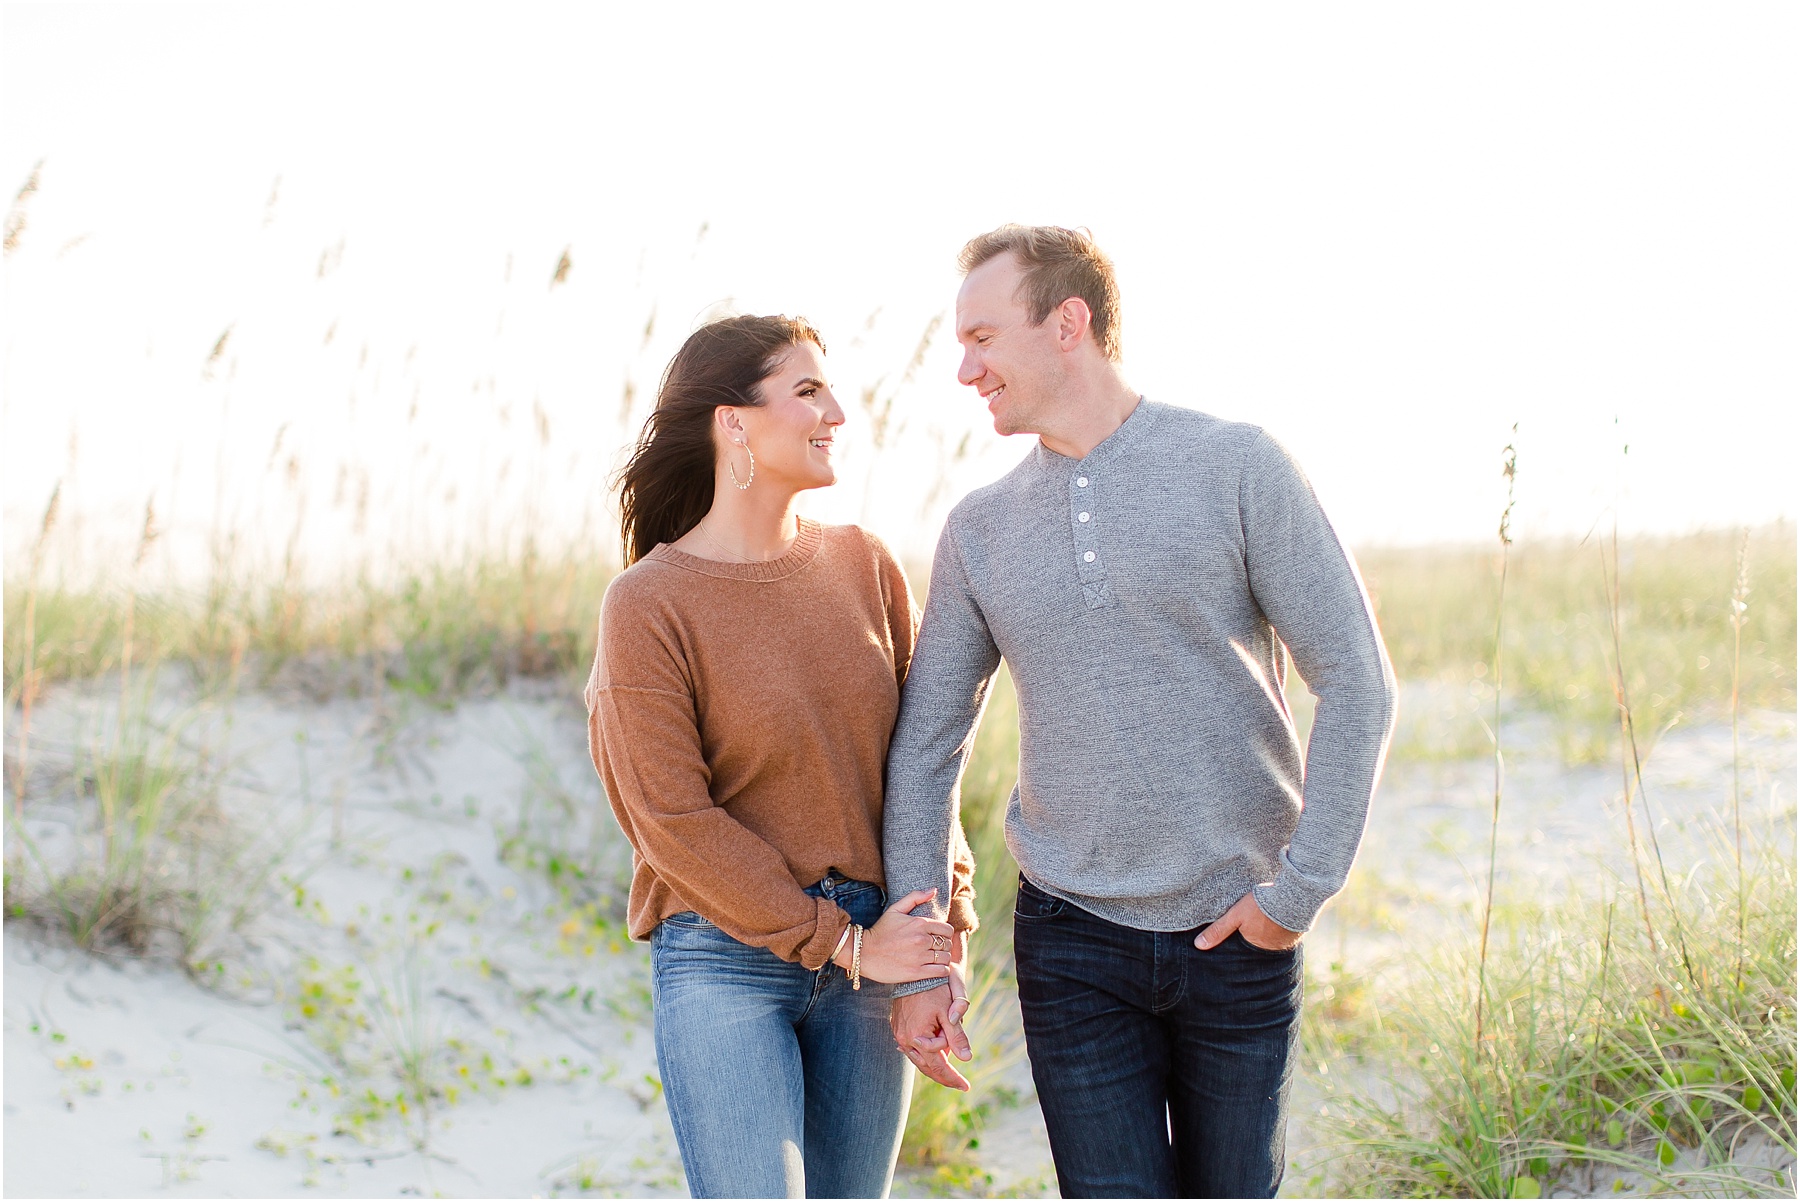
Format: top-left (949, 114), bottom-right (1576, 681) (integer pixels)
top-left (727, 441), bottom-right (755, 491)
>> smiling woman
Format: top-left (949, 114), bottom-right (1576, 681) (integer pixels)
top-left (614, 315), bottom-right (830, 565)
top-left (587, 313), bottom-right (980, 1198)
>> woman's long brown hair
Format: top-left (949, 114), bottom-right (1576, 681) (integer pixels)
top-left (615, 315), bottom-right (824, 565)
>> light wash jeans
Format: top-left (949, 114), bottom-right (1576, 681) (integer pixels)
top-left (649, 873), bottom-right (910, 1198)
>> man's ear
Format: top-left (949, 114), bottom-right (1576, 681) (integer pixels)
top-left (1055, 297), bottom-right (1094, 352)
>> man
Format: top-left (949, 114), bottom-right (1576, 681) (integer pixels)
top-left (883, 225), bottom-right (1396, 1198)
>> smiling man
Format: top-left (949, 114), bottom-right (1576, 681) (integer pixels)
top-left (882, 225), bottom-right (1398, 1198)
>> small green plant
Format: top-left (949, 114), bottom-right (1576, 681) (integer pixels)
top-left (494, 713), bottom-right (631, 915)
top-left (9, 683), bottom-right (200, 950)
top-left (141, 1111), bottom-right (222, 1186)
top-left (278, 943), bottom-right (543, 1155)
top-left (282, 952), bottom-right (445, 1149)
top-left (5, 669), bottom-right (295, 978)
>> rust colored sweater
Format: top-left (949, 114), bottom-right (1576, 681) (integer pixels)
top-left (585, 518), bottom-right (977, 970)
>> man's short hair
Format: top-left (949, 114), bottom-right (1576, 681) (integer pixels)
top-left (958, 225), bottom-right (1122, 361)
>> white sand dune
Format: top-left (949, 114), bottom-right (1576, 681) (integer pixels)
top-left (4, 676), bottom-right (1791, 1197)
top-left (6, 678), bottom-right (683, 1198)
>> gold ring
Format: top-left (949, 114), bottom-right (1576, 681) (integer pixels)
top-left (930, 933), bottom-right (950, 951)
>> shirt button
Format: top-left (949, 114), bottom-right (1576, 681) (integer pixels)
top-left (1083, 551), bottom-right (1096, 563)
top-left (1078, 512), bottom-right (1090, 523)
top-left (1077, 476), bottom-right (1089, 487)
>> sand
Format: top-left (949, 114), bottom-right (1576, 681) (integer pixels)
top-left (4, 675), bottom-right (1792, 1197)
top-left (6, 678), bottom-right (682, 1197)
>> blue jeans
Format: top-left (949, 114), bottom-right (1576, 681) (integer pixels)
top-left (1013, 875), bottom-right (1302, 1198)
top-left (649, 874), bottom-right (909, 1198)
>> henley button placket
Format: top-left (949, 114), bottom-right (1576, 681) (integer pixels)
top-left (1071, 470), bottom-right (1111, 608)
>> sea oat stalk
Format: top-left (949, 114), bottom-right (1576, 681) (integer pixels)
top-left (1603, 519), bottom-right (1695, 988)
top-left (13, 482), bottom-right (60, 817)
top-left (119, 497), bottom-right (160, 719)
top-left (1596, 530), bottom-right (1660, 958)
top-left (1475, 428), bottom-right (1517, 1050)
top-left (1729, 529), bottom-right (1749, 986)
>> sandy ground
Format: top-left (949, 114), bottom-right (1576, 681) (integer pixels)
top-left (6, 678), bottom-right (682, 1197)
top-left (4, 675), bottom-right (1792, 1198)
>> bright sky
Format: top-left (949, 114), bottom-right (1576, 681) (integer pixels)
top-left (4, 2), bottom-right (1795, 581)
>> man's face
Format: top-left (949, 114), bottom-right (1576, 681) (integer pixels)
top-left (955, 253), bottom-right (1063, 437)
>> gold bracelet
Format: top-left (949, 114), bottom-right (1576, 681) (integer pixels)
top-left (851, 925), bottom-right (864, 991)
top-left (829, 922), bottom-right (853, 967)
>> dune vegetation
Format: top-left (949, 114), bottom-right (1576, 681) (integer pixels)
top-left (9, 500), bottom-right (1792, 1195)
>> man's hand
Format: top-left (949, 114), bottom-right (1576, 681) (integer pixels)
top-left (890, 965), bottom-right (973, 1091)
top-left (1194, 890), bottom-right (1301, 952)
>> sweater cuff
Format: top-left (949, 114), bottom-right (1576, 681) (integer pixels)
top-left (945, 894), bottom-right (980, 935)
top-left (1250, 848), bottom-right (1337, 934)
top-left (893, 977), bottom-right (950, 999)
top-left (795, 897), bottom-right (851, 971)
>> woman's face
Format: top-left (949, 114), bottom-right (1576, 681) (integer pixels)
top-left (727, 341), bottom-right (844, 492)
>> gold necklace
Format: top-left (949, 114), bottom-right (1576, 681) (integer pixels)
top-left (692, 519), bottom-right (794, 564)
top-left (693, 521), bottom-right (764, 563)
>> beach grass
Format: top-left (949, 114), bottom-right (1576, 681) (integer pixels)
top-left (1290, 517), bottom-right (1797, 1198)
top-left (2, 667), bottom-right (303, 980)
top-left (1301, 833), bottom-right (1796, 1198)
top-left (1360, 525), bottom-right (1795, 762)
top-left (4, 550), bottom-right (612, 712)
top-left (9, 527), bottom-right (1788, 732)
top-left (5, 518), bottom-right (1794, 1193)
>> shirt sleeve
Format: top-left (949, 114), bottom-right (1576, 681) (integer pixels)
top-left (869, 530), bottom-right (982, 936)
top-left (883, 521), bottom-right (1001, 995)
top-left (1238, 431), bottom-right (1398, 933)
top-left (586, 580), bottom-right (850, 969)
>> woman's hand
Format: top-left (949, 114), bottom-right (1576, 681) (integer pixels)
top-left (836, 888), bottom-right (958, 984)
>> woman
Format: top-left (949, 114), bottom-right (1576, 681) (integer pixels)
top-left (584, 314), bottom-right (978, 1198)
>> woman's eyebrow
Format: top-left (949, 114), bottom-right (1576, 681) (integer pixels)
top-left (793, 376), bottom-right (827, 391)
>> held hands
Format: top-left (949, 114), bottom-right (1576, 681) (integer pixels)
top-left (890, 949), bottom-right (972, 1091)
top-left (834, 888), bottom-right (957, 984)
top-left (1195, 890), bottom-right (1302, 952)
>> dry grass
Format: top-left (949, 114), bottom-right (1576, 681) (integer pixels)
top-left (1359, 525), bottom-right (1795, 762)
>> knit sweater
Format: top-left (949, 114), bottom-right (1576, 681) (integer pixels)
top-left (585, 518), bottom-right (977, 971)
top-left (883, 400), bottom-right (1397, 964)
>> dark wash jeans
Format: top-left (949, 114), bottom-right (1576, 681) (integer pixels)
top-left (1012, 875), bottom-right (1303, 1198)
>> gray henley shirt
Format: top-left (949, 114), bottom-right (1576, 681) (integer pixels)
top-left (883, 399), bottom-right (1397, 993)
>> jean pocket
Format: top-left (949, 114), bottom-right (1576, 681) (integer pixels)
top-left (832, 884), bottom-right (886, 930)
top-left (659, 910), bottom-right (716, 930)
top-left (1014, 877), bottom-right (1068, 921)
top-left (1231, 930), bottom-right (1300, 957)
top-left (651, 912), bottom-right (757, 964)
